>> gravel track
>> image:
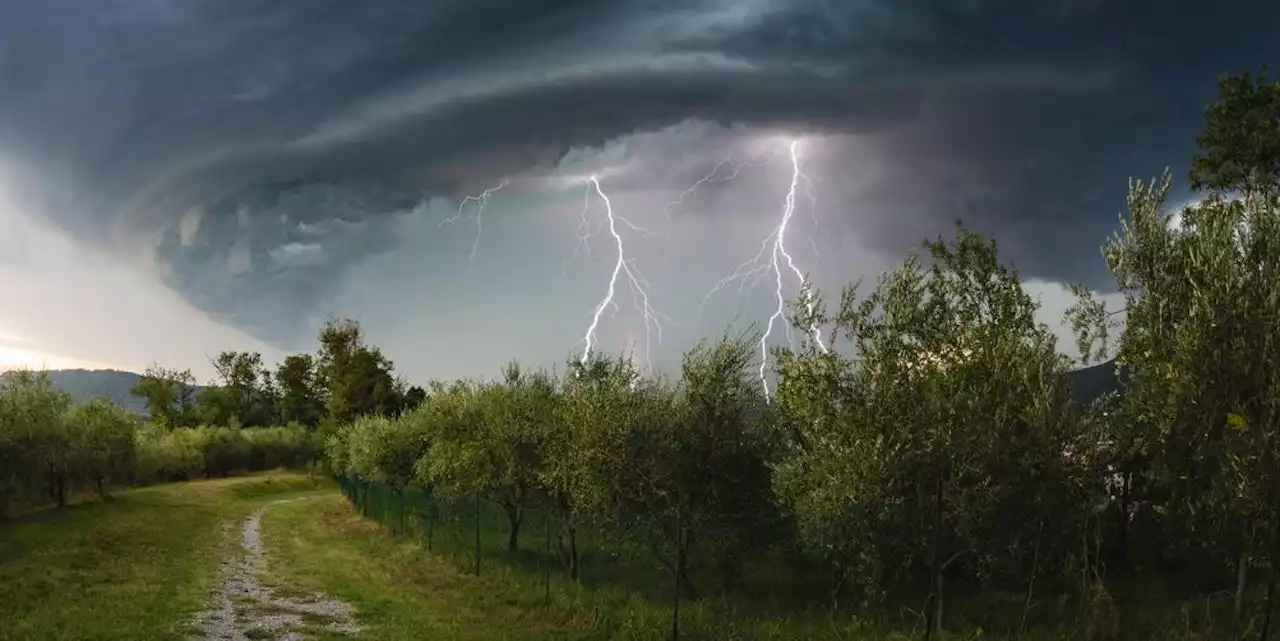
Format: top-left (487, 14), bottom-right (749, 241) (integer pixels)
top-left (189, 498), bottom-right (361, 641)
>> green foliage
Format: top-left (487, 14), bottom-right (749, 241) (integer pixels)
top-left (0, 366), bottom-right (318, 515)
top-left (129, 365), bottom-right (196, 427)
top-left (1190, 66), bottom-right (1280, 194)
top-left (209, 350), bottom-right (280, 427)
top-left (344, 413), bottom-right (430, 488)
top-left (64, 397), bottom-right (140, 499)
top-left (276, 354), bottom-right (324, 428)
top-left (318, 318), bottom-right (408, 424)
top-left (1065, 66), bottom-right (1280, 627)
top-left (0, 371), bottom-right (72, 514)
top-left (132, 424), bottom-right (319, 484)
top-left (774, 228), bottom-right (1083, 628)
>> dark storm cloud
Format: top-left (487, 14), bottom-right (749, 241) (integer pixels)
top-left (1, 0), bottom-right (1277, 345)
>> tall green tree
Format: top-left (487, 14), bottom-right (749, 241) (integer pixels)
top-left (276, 354), bottom-right (324, 428)
top-left (316, 319), bottom-right (404, 424)
top-left (130, 365), bottom-right (196, 427)
top-left (194, 386), bottom-right (236, 427)
top-left (1190, 67), bottom-right (1280, 194)
top-left (210, 351), bottom-right (274, 426)
top-left (403, 385), bottom-right (427, 412)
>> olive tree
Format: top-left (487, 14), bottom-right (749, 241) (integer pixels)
top-left (776, 228), bottom-right (1084, 637)
top-left (415, 379), bottom-right (527, 551)
top-left (1069, 69), bottom-right (1280, 618)
top-left (0, 371), bottom-right (74, 509)
top-left (420, 363), bottom-right (558, 553)
top-left (0, 371), bottom-right (70, 514)
top-left (487, 363), bottom-right (559, 552)
top-left (547, 353), bottom-right (640, 579)
top-left (65, 397), bottom-right (140, 500)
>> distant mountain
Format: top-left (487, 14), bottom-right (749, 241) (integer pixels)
top-left (3, 363), bottom-right (1120, 416)
top-left (1065, 359), bottom-right (1122, 407)
top-left (0, 368), bottom-right (207, 414)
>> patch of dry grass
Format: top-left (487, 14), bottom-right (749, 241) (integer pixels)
top-left (0, 472), bottom-right (327, 641)
top-left (260, 494), bottom-right (595, 641)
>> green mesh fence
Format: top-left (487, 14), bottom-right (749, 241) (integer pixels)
top-left (337, 475), bottom-right (603, 602)
top-left (335, 474), bottom-right (829, 639)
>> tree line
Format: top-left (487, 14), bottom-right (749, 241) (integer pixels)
top-left (0, 372), bottom-right (318, 516)
top-left (322, 70), bottom-right (1280, 638)
top-left (0, 318), bottom-right (428, 516)
top-left (129, 318), bottom-right (427, 430)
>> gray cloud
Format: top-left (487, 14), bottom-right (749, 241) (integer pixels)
top-left (0, 0), bottom-right (1277, 376)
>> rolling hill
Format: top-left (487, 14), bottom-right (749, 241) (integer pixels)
top-left (0, 368), bottom-right (208, 414)
top-left (1, 360), bottom-right (1119, 417)
top-left (1065, 359), bottom-right (1121, 406)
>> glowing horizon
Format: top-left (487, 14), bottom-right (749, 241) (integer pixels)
top-left (0, 342), bottom-right (122, 374)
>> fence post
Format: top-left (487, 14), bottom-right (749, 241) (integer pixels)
top-left (427, 496), bottom-right (435, 551)
top-left (380, 484), bottom-right (388, 527)
top-left (474, 493), bottom-right (482, 577)
top-left (671, 504), bottom-right (682, 641)
top-left (544, 506), bottom-right (551, 605)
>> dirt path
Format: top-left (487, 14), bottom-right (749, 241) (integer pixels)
top-left (189, 497), bottom-right (362, 641)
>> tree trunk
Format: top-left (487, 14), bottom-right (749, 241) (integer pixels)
top-left (56, 472), bottom-right (67, 508)
top-left (1118, 471), bottom-right (1132, 570)
top-left (397, 488), bottom-right (406, 536)
top-left (934, 570), bottom-right (945, 640)
top-left (567, 521), bottom-right (579, 580)
top-left (474, 494), bottom-right (482, 577)
top-left (96, 476), bottom-right (106, 502)
top-left (1261, 569), bottom-right (1277, 641)
top-left (925, 471), bottom-right (946, 641)
top-left (829, 561), bottom-right (849, 613)
top-left (926, 465), bottom-right (957, 639)
top-left (1020, 519), bottom-right (1045, 637)
top-left (555, 500), bottom-right (580, 581)
top-left (1262, 484), bottom-right (1280, 640)
top-left (504, 502), bottom-right (523, 553)
top-left (1236, 544), bottom-right (1250, 618)
top-left (672, 508), bottom-right (683, 641)
top-left (543, 510), bottom-right (552, 604)
top-left (679, 550), bottom-right (698, 600)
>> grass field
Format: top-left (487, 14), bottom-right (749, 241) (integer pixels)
top-left (0, 472), bottom-right (327, 641)
top-left (260, 494), bottom-right (593, 640)
top-left (0, 473), bottom-right (606, 640)
top-left (259, 493), bottom-right (881, 640)
top-left (0, 472), bottom-right (1257, 641)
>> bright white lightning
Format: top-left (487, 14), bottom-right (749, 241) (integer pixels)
top-left (661, 151), bottom-right (778, 223)
top-left (562, 185), bottom-right (600, 278)
top-left (701, 139), bottom-right (827, 402)
top-left (577, 176), bottom-right (667, 372)
top-left (439, 181), bottom-right (507, 262)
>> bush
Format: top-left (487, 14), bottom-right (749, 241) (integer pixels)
top-left (134, 424), bottom-right (318, 485)
top-left (0, 370), bottom-right (321, 514)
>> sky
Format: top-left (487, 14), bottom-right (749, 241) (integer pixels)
top-left (0, 0), bottom-right (1277, 384)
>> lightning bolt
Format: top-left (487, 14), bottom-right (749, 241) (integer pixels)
top-left (577, 176), bottom-right (668, 372)
top-left (434, 173), bottom-right (666, 373)
top-left (661, 151), bottom-right (778, 224)
top-left (701, 139), bottom-right (827, 401)
top-left (439, 181), bottom-right (507, 262)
